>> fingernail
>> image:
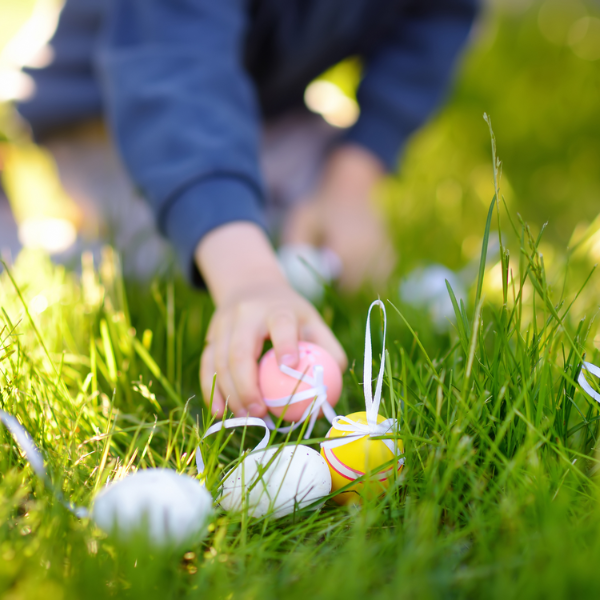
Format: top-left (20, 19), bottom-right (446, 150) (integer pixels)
top-left (248, 403), bottom-right (264, 417)
top-left (236, 408), bottom-right (249, 418)
top-left (280, 354), bottom-right (297, 367)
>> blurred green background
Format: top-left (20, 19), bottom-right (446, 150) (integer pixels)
top-left (388, 0), bottom-right (600, 274)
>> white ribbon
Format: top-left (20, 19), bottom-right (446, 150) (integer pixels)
top-left (320, 300), bottom-right (404, 468)
top-left (0, 409), bottom-right (88, 518)
top-left (196, 417), bottom-right (271, 475)
top-left (578, 361), bottom-right (600, 403)
top-left (1, 408), bottom-right (269, 517)
top-left (263, 363), bottom-right (337, 439)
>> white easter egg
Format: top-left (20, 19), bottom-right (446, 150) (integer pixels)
top-left (278, 244), bottom-right (341, 302)
top-left (92, 468), bottom-right (213, 546)
top-left (219, 445), bottom-right (332, 519)
top-left (399, 264), bottom-right (466, 332)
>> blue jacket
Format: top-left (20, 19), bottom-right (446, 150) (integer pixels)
top-left (18, 0), bottom-right (477, 281)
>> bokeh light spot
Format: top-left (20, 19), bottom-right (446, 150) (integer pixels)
top-left (18, 218), bottom-right (77, 255)
top-left (29, 294), bottom-right (48, 315)
top-left (304, 80), bottom-right (359, 128)
top-left (569, 17), bottom-right (600, 61)
top-left (538, 0), bottom-right (587, 45)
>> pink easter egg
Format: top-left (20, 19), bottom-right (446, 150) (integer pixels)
top-left (258, 341), bottom-right (343, 422)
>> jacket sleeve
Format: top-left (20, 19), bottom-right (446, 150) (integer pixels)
top-left (344, 0), bottom-right (478, 171)
top-left (96, 0), bottom-right (265, 284)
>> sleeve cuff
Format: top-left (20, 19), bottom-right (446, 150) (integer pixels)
top-left (342, 110), bottom-right (409, 172)
top-left (163, 176), bottom-right (266, 286)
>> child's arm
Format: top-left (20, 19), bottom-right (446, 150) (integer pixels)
top-left (196, 222), bottom-right (347, 417)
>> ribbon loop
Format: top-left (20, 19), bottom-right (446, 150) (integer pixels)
top-left (364, 299), bottom-right (387, 426)
top-left (320, 300), bottom-right (403, 467)
top-left (196, 417), bottom-right (270, 475)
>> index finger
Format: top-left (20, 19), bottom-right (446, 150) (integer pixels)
top-left (228, 316), bottom-right (267, 417)
top-left (267, 308), bottom-right (300, 368)
top-left (301, 317), bottom-right (347, 372)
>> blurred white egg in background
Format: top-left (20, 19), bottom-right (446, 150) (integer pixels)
top-left (278, 244), bottom-right (341, 302)
top-left (399, 264), bottom-right (467, 333)
top-left (92, 469), bottom-right (213, 547)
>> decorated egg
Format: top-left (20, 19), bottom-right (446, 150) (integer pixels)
top-left (258, 341), bottom-right (342, 422)
top-left (92, 469), bottom-right (213, 546)
top-left (219, 444), bottom-right (332, 518)
top-left (321, 411), bottom-right (404, 505)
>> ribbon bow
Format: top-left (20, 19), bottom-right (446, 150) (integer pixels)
top-left (320, 300), bottom-right (403, 465)
top-left (263, 364), bottom-right (337, 439)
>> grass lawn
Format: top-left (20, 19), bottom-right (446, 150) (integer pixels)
top-left (2, 1), bottom-right (600, 598)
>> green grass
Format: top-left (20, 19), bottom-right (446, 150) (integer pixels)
top-left (2, 126), bottom-right (600, 599)
top-left (3, 1), bottom-right (600, 598)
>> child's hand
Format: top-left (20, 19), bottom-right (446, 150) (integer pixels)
top-left (283, 144), bottom-right (396, 290)
top-left (201, 281), bottom-right (345, 417)
top-left (196, 223), bottom-right (346, 418)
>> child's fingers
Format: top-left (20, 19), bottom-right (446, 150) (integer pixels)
top-left (267, 309), bottom-right (300, 368)
top-left (200, 342), bottom-right (226, 417)
top-left (213, 317), bottom-right (245, 416)
top-left (228, 317), bottom-right (267, 417)
top-left (303, 316), bottom-right (348, 371)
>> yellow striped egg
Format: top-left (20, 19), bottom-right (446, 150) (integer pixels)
top-left (321, 411), bottom-right (403, 505)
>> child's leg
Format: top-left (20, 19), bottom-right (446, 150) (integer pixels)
top-left (260, 109), bottom-right (346, 299)
top-left (260, 109), bottom-right (341, 239)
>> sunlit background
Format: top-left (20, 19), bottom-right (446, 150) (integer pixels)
top-left (2, 4), bottom-right (600, 595)
top-left (1, 0), bottom-right (600, 306)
